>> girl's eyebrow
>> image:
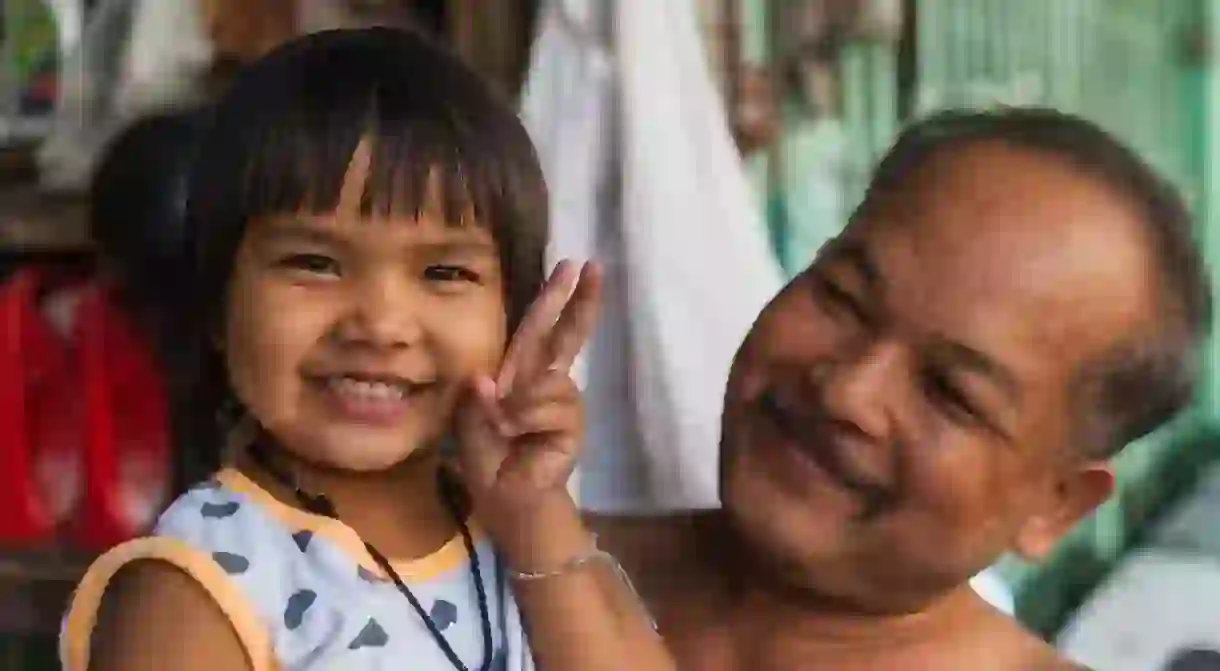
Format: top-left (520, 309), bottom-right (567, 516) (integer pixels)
top-left (253, 219), bottom-right (498, 255)
top-left (254, 221), bottom-right (341, 246)
top-left (415, 239), bottom-right (499, 255)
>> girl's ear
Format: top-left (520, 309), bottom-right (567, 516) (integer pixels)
top-left (438, 434), bottom-right (460, 461)
top-left (222, 408), bottom-right (258, 463)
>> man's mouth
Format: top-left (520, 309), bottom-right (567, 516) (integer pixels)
top-left (755, 387), bottom-right (893, 506)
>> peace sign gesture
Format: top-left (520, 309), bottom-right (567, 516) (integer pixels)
top-left (455, 259), bottom-right (602, 517)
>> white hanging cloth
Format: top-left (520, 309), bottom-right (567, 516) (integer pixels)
top-left (520, 0), bottom-right (784, 512)
top-left (519, 0), bottom-right (622, 505)
top-left (612, 0), bottom-right (784, 510)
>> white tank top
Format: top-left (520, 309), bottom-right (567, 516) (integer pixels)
top-left (61, 467), bottom-right (535, 671)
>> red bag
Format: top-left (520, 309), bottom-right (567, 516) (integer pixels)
top-left (0, 267), bottom-right (80, 544)
top-left (0, 267), bottom-right (172, 551)
top-left (63, 280), bottom-right (171, 551)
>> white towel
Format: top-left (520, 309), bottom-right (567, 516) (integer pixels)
top-left (521, 0), bottom-right (783, 513)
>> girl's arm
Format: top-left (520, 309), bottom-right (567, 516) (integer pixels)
top-left (495, 492), bottom-right (672, 671)
top-left (88, 560), bottom-right (252, 671)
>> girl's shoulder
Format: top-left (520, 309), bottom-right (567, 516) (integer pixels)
top-left (61, 468), bottom-right (336, 671)
top-left (59, 469), bottom-right (297, 671)
top-left (67, 553), bottom-right (262, 671)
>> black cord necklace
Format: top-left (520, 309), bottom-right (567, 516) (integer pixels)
top-left (247, 441), bottom-right (501, 671)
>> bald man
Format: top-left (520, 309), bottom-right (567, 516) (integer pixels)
top-left (590, 108), bottom-right (1211, 670)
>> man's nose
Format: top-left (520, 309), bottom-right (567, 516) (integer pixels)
top-left (334, 278), bottom-right (424, 349)
top-left (810, 340), bottom-right (902, 441)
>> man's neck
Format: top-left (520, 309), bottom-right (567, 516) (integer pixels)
top-left (695, 514), bottom-right (1027, 669)
top-left (731, 580), bottom-right (984, 652)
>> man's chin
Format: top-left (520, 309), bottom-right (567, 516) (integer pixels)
top-left (721, 477), bottom-right (921, 612)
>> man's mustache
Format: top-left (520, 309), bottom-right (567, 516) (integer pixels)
top-left (758, 386), bottom-right (900, 521)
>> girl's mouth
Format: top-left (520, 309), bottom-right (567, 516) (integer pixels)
top-left (308, 373), bottom-right (436, 426)
top-left (326, 375), bottom-right (412, 401)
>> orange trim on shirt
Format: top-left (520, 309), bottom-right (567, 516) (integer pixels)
top-left (216, 468), bottom-right (481, 582)
top-left (60, 536), bottom-right (278, 671)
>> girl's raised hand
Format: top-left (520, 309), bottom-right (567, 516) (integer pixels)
top-left (455, 259), bottom-right (602, 516)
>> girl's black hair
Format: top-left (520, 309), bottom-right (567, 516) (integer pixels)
top-left (174, 27), bottom-right (548, 485)
top-left (90, 109), bottom-right (208, 319)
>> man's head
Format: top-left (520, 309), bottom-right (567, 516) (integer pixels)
top-left (719, 108), bottom-right (1211, 613)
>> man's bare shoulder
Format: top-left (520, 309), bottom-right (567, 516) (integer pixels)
top-left (1024, 644), bottom-right (1091, 671)
top-left (969, 605), bottom-right (1085, 671)
top-left (585, 509), bottom-right (721, 597)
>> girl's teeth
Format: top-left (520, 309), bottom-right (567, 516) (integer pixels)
top-left (328, 377), bottom-right (406, 401)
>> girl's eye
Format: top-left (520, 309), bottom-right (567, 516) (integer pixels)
top-left (424, 265), bottom-right (480, 283)
top-left (279, 253), bottom-right (340, 276)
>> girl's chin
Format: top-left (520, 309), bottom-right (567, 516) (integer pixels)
top-left (318, 444), bottom-right (439, 474)
top-left (270, 433), bottom-right (440, 475)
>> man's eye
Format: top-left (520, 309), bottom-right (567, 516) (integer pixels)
top-left (424, 265), bottom-right (480, 283)
top-left (923, 369), bottom-right (980, 423)
top-left (813, 275), bottom-right (867, 322)
top-left (279, 254), bottom-right (340, 276)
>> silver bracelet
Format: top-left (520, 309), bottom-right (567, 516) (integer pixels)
top-left (508, 535), bottom-right (659, 632)
top-left (510, 546), bottom-right (618, 582)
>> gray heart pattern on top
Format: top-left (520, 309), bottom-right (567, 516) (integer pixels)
top-left (430, 599), bottom-right (459, 631)
top-left (284, 589), bottom-right (317, 630)
top-left (200, 501), bottom-right (241, 519)
top-left (212, 552), bottom-right (250, 574)
top-left (348, 618), bottom-right (389, 649)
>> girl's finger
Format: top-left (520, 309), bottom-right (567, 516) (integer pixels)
top-left (498, 369), bottom-right (577, 418)
top-left (501, 400), bottom-right (583, 439)
top-left (453, 376), bottom-right (510, 482)
top-left (544, 262), bottom-right (603, 374)
top-left (497, 260), bottom-right (580, 396)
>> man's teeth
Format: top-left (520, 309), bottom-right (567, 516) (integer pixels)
top-left (327, 376), bottom-right (407, 401)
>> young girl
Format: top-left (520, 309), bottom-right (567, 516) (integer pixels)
top-left (60, 27), bottom-right (669, 671)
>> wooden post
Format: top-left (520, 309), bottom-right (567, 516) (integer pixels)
top-left (896, 0), bottom-right (917, 121)
top-left (449, 0), bottom-right (536, 97)
top-left (723, 0), bottom-right (742, 119)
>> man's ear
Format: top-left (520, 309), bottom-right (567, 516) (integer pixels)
top-left (1014, 462), bottom-right (1115, 561)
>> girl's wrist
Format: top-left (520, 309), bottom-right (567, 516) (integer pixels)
top-left (484, 491), bottom-right (596, 575)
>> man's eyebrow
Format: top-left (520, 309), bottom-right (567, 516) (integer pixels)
top-left (829, 239), bottom-right (882, 290)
